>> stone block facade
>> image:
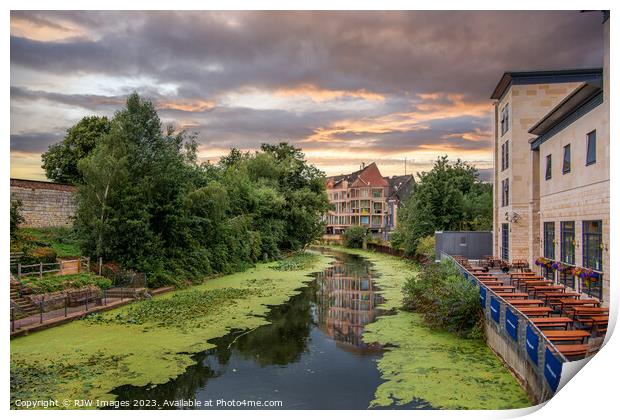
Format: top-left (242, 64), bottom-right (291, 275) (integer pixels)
top-left (10, 179), bottom-right (77, 228)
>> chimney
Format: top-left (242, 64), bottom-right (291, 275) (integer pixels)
top-left (361, 162), bottom-right (366, 170)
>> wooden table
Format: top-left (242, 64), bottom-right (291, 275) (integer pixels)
top-left (530, 285), bottom-right (564, 297)
top-left (553, 344), bottom-right (588, 358)
top-left (507, 299), bottom-right (544, 307)
top-left (513, 278), bottom-right (548, 288)
top-left (544, 330), bottom-right (590, 343)
top-left (513, 306), bottom-right (553, 317)
top-left (579, 315), bottom-right (609, 332)
top-left (497, 292), bottom-right (529, 300)
top-left (568, 307), bottom-right (609, 319)
top-left (488, 285), bottom-right (516, 292)
top-left (558, 298), bottom-right (600, 312)
top-left (480, 281), bottom-right (504, 286)
top-left (542, 292), bottom-right (580, 305)
top-left (510, 272), bottom-right (539, 278)
top-left (531, 317), bottom-right (573, 330)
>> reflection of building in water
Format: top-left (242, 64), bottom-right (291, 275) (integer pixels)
top-left (315, 259), bottom-right (384, 351)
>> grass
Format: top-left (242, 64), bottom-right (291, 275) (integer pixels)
top-left (21, 273), bottom-right (112, 294)
top-left (14, 227), bottom-right (81, 258)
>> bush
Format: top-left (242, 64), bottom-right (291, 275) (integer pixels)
top-left (21, 247), bottom-right (58, 265)
top-left (403, 260), bottom-right (483, 339)
top-left (415, 235), bottom-right (435, 262)
top-left (10, 200), bottom-right (24, 239)
top-left (21, 273), bottom-right (112, 293)
top-left (343, 226), bottom-right (368, 249)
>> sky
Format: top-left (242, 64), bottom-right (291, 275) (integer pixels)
top-left (10, 10), bottom-right (604, 181)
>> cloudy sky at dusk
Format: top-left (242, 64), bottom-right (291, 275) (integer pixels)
top-left (10, 10), bottom-right (604, 181)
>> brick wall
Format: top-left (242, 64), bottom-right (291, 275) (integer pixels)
top-left (10, 179), bottom-right (77, 228)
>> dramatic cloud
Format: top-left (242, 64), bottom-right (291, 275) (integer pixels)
top-left (10, 10), bottom-right (604, 180)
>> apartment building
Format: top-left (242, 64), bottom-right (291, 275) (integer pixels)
top-left (491, 12), bottom-right (609, 304)
top-left (324, 162), bottom-right (413, 236)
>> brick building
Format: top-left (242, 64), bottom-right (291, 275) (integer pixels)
top-left (491, 12), bottom-right (609, 305)
top-left (324, 162), bottom-right (414, 236)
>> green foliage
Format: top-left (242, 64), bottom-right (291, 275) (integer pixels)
top-left (104, 288), bottom-right (254, 329)
top-left (20, 247), bottom-right (57, 265)
top-left (41, 116), bottom-right (111, 184)
top-left (403, 260), bottom-right (483, 339)
top-left (12, 227), bottom-right (81, 260)
top-left (10, 200), bottom-right (24, 239)
top-left (343, 225), bottom-right (368, 248)
top-left (415, 235), bottom-right (436, 262)
top-left (391, 156), bottom-right (492, 254)
top-left (272, 252), bottom-right (319, 271)
top-left (71, 94), bottom-right (329, 286)
top-left (21, 273), bottom-right (112, 293)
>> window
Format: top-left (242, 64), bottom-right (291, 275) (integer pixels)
top-left (501, 143), bottom-right (505, 170)
top-left (501, 178), bottom-right (509, 207)
top-left (543, 222), bottom-right (555, 259)
top-left (501, 223), bottom-right (509, 261)
top-left (560, 221), bottom-right (575, 265)
top-left (545, 154), bottom-right (552, 180)
top-left (500, 141), bottom-right (509, 171)
top-left (583, 220), bottom-right (603, 271)
top-left (586, 130), bottom-right (596, 165)
top-left (562, 144), bottom-right (571, 174)
top-left (500, 104), bottom-right (509, 136)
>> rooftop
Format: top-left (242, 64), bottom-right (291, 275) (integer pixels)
top-left (490, 68), bottom-right (603, 100)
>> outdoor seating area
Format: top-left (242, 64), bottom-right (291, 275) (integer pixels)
top-left (454, 255), bottom-right (608, 360)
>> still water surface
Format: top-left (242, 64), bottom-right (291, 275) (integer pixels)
top-left (111, 251), bottom-right (431, 409)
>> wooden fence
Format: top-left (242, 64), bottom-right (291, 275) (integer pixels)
top-left (16, 257), bottom-right (90, 280)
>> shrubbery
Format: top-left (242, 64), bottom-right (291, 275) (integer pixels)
top-left (415, 235), bottom-right (435, 262)
top-left (10, 200), bottom-right (24, 239)
top-left (21, 273), bottom-right (112, 293)
top-left (343, 226), bottom-right (368, 248)
top-left (403, 260), bottom-right (483, 339)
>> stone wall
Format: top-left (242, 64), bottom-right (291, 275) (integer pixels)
top-left (10, 179), bottom-right (77, 228)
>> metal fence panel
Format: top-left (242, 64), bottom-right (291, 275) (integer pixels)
top-left (435, 231), bottom-right (492, 260)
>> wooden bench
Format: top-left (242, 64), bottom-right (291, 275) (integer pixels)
top-left (497, 292), bottom-right (529, 300)
top-left (531, 317), bottom-right (573, 330)
top-left (488, 285), bottom-right (516, 292)
top-left (553, 344), bottom-right (588, 358)
top-left (544, 330), bottom-right (590, 344)
top-left (514, 306), bottom-right (553, 317)
top-left (507, 299), bottom-right (544, 307)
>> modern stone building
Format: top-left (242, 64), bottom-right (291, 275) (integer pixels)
top-left (490, 12), bottom-right (610, 305)
top-left (324, 162), bottom-right (414, 237)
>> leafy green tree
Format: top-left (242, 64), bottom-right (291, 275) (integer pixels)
top-left (10, 200), bottom-right (25, 239)
top-left (391, 156), bottom-right (491, 255)
top-left (343, 226), bottom-right (368, 248)
top-left (41, 116), bottom-right (111, 184)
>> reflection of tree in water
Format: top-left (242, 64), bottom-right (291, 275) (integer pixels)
top-left (110, 351), bottom-right (221, 408)
top-left (227, 283), bottom-right (316, 366)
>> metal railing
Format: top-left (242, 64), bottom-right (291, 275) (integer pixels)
top-left (440, 251), bottom-right (567, 399)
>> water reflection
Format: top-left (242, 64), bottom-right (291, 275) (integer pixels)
top-left (315, 255), bottom-right (384, 351)
top-left (110, 251), bottom-right (425, 409)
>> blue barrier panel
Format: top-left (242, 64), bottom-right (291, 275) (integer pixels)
top-left (544, 347), bottom-right (562, 393)
top-left (479, 286), bottom-right (487, 308)
top-left (490, 296), bottom-right (500, 323)
top-left (526, 325), bottom-right (539, 366)
top-left (505, 308), bottom-right (518, 341)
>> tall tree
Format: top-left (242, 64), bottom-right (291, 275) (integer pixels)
top-left (41, 116), bottom-right (111, 184)
top-left (391, 156), bottom-right (491, 254)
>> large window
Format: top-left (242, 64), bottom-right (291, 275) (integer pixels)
top-left (543, 222), bottom-right (555, 281)
top-left (500, 104), bottom-right (509, 135)
top-left (501, 223), bottom-right (509, 261)
top-left (501, 141), bottom-right (509, 171)
top-left (562, 144), bottom-right (571, 174)
top-left (543, 222), bottom-right (555, 259)
top-left (501, 178), bottom-right (509, 207)
top-left (560, 221), bottom-right (575, 265)
top-left (586, 130), bottom-right (597, 165)
top-left (583, 220), bottom-right (603, 271)
top-left (545, 154), bottom-right (552, 180)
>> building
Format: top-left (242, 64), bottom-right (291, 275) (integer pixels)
top-left (324, 162), bottom-right (414, 236)
top-left (491, 12), bottom-right (609, 305)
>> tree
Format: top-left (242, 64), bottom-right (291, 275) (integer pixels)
top-left (391, 156), bottom-right (491, 255)
top-left (41, 116), bottom-right (111, 184)
top-left (10, 200), bottom-right (25, 239)
top-left (343, 226), bottom-right (368, 249)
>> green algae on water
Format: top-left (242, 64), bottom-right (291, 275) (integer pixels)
top-left (321, 246), bottom-right (531, 410)
top-left (10, 251), bottom-right (333, 409)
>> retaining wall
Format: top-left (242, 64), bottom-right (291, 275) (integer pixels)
top-left (10, 179), bottom-right (77, 228)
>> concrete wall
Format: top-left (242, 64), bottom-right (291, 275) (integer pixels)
top-left (10, 179), bottom-right (77, 228)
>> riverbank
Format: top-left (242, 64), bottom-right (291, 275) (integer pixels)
top-left (322, 245), bottom-right (531, 409)
top-left (10, 251), bottom-right (334, 409)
